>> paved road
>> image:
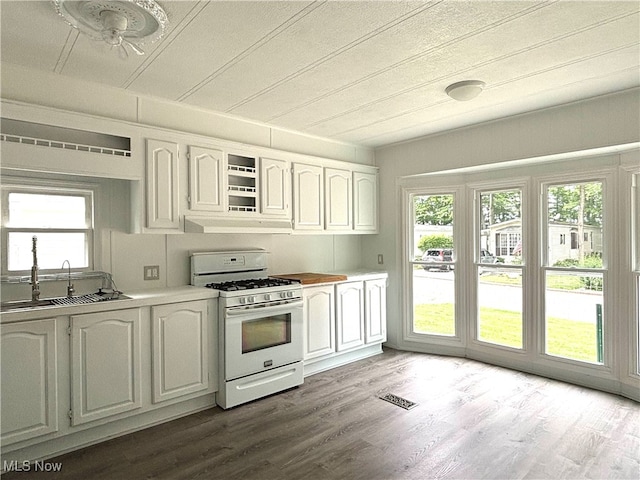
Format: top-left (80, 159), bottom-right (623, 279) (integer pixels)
top-left (413, 270), bottom-right (603, 323)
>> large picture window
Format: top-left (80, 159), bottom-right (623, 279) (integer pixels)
top-left (402, 157), bottom-right (632, 383)
top-left (1, 185), bottom-right (94, 273)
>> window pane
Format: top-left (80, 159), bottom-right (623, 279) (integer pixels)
top-left (477, 189), bottom-right (523, 348)
top-left (547, 182), bottom-right (602, 267)
top-left (478, 267), bottom-right (523, 349)
top-left (480, 190), bottom-right (522, 264)
top-left (545, 271), bottom-right (604, 364)
top-left (8, 232), bottom-right (88, 270)
top-left (413, 268), bottom-right (455, 335)
top-left (8, 192), bottom-right (87, 228)
top-left (412, 193), bottom-right (455, 335)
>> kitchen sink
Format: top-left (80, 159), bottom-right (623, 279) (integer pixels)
top-left (0, 299), bottom-right (56, 310)
top-left (1, 292), bottom-right (130, 312)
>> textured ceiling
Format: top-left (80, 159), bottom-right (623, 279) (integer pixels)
top-left (1, 1), bottom-right (639, 147)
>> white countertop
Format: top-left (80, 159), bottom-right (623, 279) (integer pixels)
top-left (329, 269), bottom-right (388, 281)
top-left (0, 286), bottom-right (218, 324)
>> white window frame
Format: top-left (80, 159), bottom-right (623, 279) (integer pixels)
top-left (401, 182), bottom-right (467, 349)
top-left (469, 178), bottom-right (530, 356)
top-left (625, 167), bottom-right (640, 379)
top-left (1, 179), bottom-right (95, 275)
top-left (537, 168), bottom-right (615, 370)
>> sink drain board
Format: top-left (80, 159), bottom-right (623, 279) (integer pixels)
top-left (379, 393), bottom-right (418, 410)
top-left (51, 293), bottom-right (123, 306)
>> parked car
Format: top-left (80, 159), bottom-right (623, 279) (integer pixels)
top-left (479, 249), bottom-right (497, 264)
top-left (422, 248), bottom-right (454, 271)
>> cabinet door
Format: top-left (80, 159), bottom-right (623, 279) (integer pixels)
top-left (325, 167), bottom-right (352, 231)
top-left (365, 279), bottom-right (387, 344)
top-left (293, 163), bottom-right (323, 230)
top-left (1, 319), bottom-right (58, 445)
top-left (146, 139), bottom-right (179, 229)
top-left (353, 171), bottom-right (378, 232)
top-left (151, 301), bottom-right (209, 403)
top-left (189, 145), bottom-right (225, 212)
top-left (70, 309), bottom-right (142, 426)
top-left (260, 157), bottom-right (290, 217)
top-left (336, 281), bottom-right (364, 351)
top-left (303, 285), bottom-right (335, 360)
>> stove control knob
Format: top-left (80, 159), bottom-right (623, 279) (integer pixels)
top-left (264, 294), bottom-right (271, 301)
top-left (280, 292), bottom-right (287, 299)
top-left (239, 297), bottom-right (247, 305)
top-left (248, 296), bottom-right (256, 303)
top-left (287, 291), bottom-right (294, 298)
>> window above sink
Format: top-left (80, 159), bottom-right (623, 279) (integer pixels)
top-left (1, 179), bottom-right (94, 275)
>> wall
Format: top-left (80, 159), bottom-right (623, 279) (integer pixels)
top-left (365, 88), bottom-right (640, 348)
top-left (109, 231), bottom-right (362, 292)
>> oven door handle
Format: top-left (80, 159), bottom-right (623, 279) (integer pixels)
top-left (226, 301), bottom-right (302, 317)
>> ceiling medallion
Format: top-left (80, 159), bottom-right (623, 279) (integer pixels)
top-left (445, 80), bottom-right (486, 101)
top-left (51, 0), bottom-right (168, 58)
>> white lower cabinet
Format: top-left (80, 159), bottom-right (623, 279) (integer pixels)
top-left (365, 279), bottom-right (387, 344)
top-left (70, 308), bottom-right (143, 426)
top-left (151, 300), bottom-right (210, 403)
top-left (303, 284), bottom-right (335, 360)
top-left (303, 274), bottom-right (387, 375)
top-left (336, 281), bottom-right (365, 351)
top-left (1, 319), bottom-right (58, 445)
top-left (2, 296), bottom-right (218, 463)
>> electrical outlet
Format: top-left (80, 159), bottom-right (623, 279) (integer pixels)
top-left (144, 265), bottom-right (160, 281)
top-left (377, 254), bottom-right (384, 265)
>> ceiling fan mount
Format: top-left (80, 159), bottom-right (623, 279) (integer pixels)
top-left (52, 0), bottom-right (168, 58)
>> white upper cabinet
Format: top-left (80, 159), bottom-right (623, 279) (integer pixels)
top-left (293, 163), bottom-right (324, 230)
top-left (353, 171), bottom-right (378, 233)
top-left (146, 139), bottom-right (179, 230)
top-left (325, 167), bottom-right (352, 231)
top-left (188, 146), bottom-right (225, 212)
top-left (260, 157), bottom-right (290, 218)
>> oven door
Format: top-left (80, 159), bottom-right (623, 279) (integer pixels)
top-left (224, 300), bottom-right (303, 381)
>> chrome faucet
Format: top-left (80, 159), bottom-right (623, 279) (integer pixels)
top-left (62, 260), bottom-right (75, 298)
top-left (30, 236), bottom-right (40, 301)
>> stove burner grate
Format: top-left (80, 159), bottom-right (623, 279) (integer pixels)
top-left (205, 278), bottom-right (299, 291)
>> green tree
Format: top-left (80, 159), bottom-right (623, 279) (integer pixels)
top-left (418, 234), bottom-right (453, 253)
top-left (414, 195), bottom-right (453, 225)
top-left (480, 190), bottom-right (521, 228)
top-left (548, 182), bottom-right (602, 226)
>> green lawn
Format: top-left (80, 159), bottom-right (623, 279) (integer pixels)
top-left (414, 303), bottom-right (598, 363)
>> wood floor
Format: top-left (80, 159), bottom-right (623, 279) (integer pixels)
top-left (4, 348), bottom-right (639, 480)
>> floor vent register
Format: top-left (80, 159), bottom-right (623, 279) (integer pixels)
top-left (379, 393), bottom-right (418, 410)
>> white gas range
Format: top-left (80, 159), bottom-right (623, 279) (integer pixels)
top-left (190, 250), bottom-right (304, 409)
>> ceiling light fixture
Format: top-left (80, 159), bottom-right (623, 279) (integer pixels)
top-left (52, 0), bottom-right (168, 58)
top-left (445, 80), bottom-right (486, 101)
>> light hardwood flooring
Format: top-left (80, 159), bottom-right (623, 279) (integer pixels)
top-left (4, 348), bottom-right (639, 480)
